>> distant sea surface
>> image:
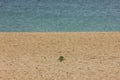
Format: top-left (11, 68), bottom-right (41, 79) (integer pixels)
top-left (0, 0), bottom-right (120, 31)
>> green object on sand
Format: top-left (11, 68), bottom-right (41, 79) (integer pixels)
top-left (58, 56), bottom-right (65, 62)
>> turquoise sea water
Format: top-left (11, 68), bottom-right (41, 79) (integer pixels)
top-left (0, 0), bottom-right (120, 31)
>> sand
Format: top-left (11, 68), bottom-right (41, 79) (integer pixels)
top-left (0, 32), bottom-right (120, 80)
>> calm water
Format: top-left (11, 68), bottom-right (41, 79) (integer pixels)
top-left (0, 0), bottom-right (120, 31)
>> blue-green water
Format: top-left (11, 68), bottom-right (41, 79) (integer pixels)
top-left (0, 0), bottom-right (120, 31)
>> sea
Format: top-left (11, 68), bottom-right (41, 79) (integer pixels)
top-left (0, 0), bottom-right (120, 32)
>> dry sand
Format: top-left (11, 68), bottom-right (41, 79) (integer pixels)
top-left (0, 32), bottom-right (120, 80)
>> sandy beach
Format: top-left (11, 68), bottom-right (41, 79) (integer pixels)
top-left (0, 32), bottom-right (120, 80)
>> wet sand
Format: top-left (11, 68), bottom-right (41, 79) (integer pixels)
top-left (0, 32), bottom-right (120, 80)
